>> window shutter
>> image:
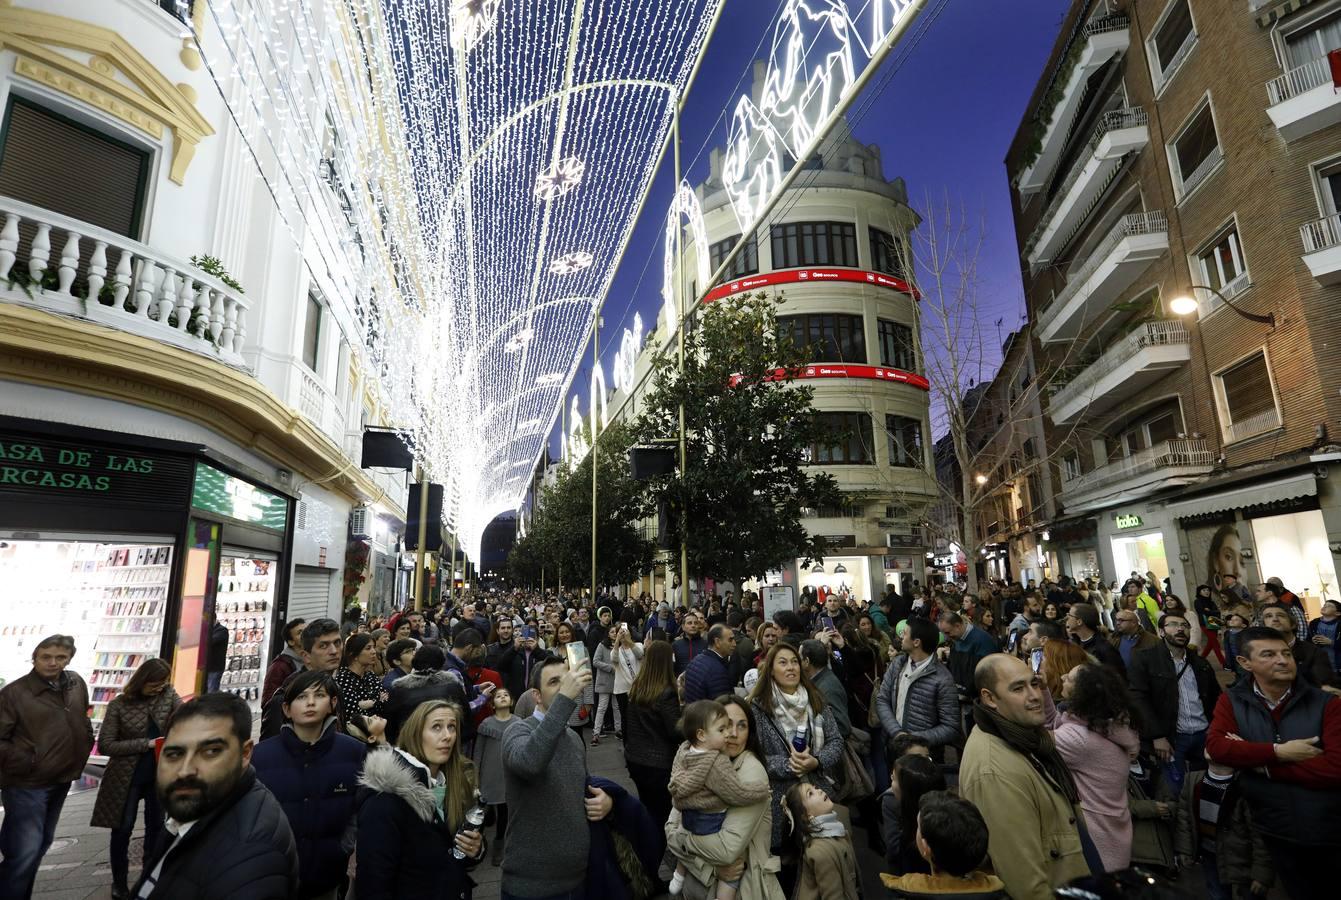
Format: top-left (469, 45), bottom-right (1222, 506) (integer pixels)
top-left (0, 99), bottom-right (147, 238)
top-left (1222, 354), bottom-right (1274, 421)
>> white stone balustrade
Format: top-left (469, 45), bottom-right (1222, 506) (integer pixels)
top-left (0, 196), bottom-right (251, 369)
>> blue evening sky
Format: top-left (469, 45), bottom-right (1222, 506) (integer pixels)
top-left (550, 0), bottom-right (1072, 458)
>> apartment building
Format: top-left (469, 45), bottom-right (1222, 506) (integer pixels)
top-left (1005, 0), bottom-right (1341, 611)
top-left (0, 0), bottom-right (412, 701)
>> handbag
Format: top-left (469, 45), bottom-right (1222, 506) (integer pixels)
top-left (837, 737), bottom-right (874, 803)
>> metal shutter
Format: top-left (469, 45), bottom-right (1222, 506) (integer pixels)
top-left (0, 98), bottom-right (147, 238)
top-left (289, 566), bottom-right (334, 623)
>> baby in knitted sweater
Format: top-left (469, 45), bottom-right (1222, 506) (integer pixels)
top-left (667, 700), bottom-right (771, 900)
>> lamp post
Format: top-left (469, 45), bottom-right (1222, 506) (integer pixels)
top-left (1168, 284), bottom-right (1275, 327)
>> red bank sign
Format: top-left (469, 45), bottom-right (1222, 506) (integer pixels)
top-left (730, 364), bottom-right (930, 392)
top-left (703, 268), bottom-right (919, 303)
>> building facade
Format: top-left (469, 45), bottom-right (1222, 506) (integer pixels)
top-left (1006, 0), bottom-right (1341, 613)
top-left (0, 0), bottom-right (411, 712)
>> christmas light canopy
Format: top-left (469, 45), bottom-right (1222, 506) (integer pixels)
top-left (534, 157), bottom-right (587, 202)
top-left (548, 251), bottom-right (595, 276)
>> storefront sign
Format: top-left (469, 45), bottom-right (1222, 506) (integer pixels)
top-left (703, 268), bottom-right (919, 304)
top-left (1114, 514), bottom-right (1144, 529)
top-left (819, 534), bottom-right (857, 548)
top-left (191, 463), bottom-right (288, 531)
top-left (0, 430), bottom-right (192, 506)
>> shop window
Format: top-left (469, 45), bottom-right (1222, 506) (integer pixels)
top-left (877, 319), bottom-right (916, 370)
top-left (1217, 351), bottom-right (1280, 440)
top-left (869, 228), bottom-right (909, 281)
top-left (885, 415), bottom-right (923, 468)
top-left (0, 97), bottom-right (149, 239)
top-left (770, 221), bottom-right (858, 269)
top-left (800, 500), bottom-right (863, 518)
top-left (807, 412), bottom-right (874, 465)
top-left (302, 293), bottom-right (323, 372)
top-left (778, 313), bottom-right (866, 363)
top-left (709, 233), bottom-right (758, 281)
top-left (1148, 0), bottom-right (1197, 89)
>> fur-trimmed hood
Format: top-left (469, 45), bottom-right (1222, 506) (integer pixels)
top-left (395, 669), bottom-right (460, 692)
top-left (358, 748), bottom-right (440, 823)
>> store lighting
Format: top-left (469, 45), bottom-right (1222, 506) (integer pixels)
top-left (833, 563), bottom-right (847, 574)
top-left (812, 562), bottom-right (825, 573)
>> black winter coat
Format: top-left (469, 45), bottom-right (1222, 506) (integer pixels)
top-left (494, 645), bottom-right (554, 699)
top-left (132, 767), bottom-right (298, 900)
top-left (384, 670), bottom-right (468, 744)
top-left (1127, 645), bottom-right (1220, 743)
top-left (623, 686), bottom-right (682, 770)
top-left (252, 719), bottom-right (367, 898)
top-left (355, 748), bottom-right (480, 900)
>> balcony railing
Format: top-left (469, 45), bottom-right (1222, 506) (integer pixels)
top-left (1267, 56), bottom-right (1332, 106)
top-left (0, 197), bottom-right (250, 368)
top-left (1061, 438), bottom-right (1213, 498)
top-left (1301, 211), bottom-right (1341, 253)
top-left (1038, 210), bottom-right (1168, 324)
top-left (1178, 147), bottom-right (1223, 197)
top-left (1026, 107), bottom-right (1148, 258)
top-left (1225, 408), bottom-right (1282, 444)
top-left (1049, 320), bottom-right (1188, 413)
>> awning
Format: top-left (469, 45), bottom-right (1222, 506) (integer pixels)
top-left (1165, 470), bottom-right (1317, 520)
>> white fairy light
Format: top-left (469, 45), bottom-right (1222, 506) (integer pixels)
top-left (535, 372), bottom-right (565, 385)
top-left (534, 157), bottom-right (587, 202)
top-left (612, 312), bottom-right (643, 394)
top-left (504, 328), bottom-right (535, 354)
top-left (661, 181), bottom-right (711, 339)
top-left (449, 0), bottom-right (502, 53)
top-left (548, 251), bottom-right (595, 276)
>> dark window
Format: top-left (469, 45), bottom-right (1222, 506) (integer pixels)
top-left (778, 313), bottom-right (866, 363)
top-left (770, 221), bottom-right (858, 269)
top-left (1220, 353), bottom-right (1275, 423)
top-left (1152, 0), bottom-right (1195, 79)
top-left (807, 412), bottom-right (874, 465)
top-left (1172, 104), bottom-right (1219, 192)
top-left (709, 233), bottom-right (758, 280)
top-left (800, 501), bottom-right (863, 518)
top-left (869, 227), bottom-right (908, 281)
top-left (885, 415), bottom-right (923, 468)
top-left (303, 293), bottom-right (322, 371)
top-left (877, 319), bottom-right (916, 370)
top-left (0, 97), bottom-right (149, 238)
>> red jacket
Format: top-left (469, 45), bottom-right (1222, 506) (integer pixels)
top-left (467, 665), bottom-right (502, 727)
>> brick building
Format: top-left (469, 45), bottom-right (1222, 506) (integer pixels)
top-left (1003, 0), bottom-right (1341, 611)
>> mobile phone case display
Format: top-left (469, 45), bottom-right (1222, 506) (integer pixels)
top-left (89, 545), bottom-right (172, 735)
top-left (217, 555), bottom-right (274, 710)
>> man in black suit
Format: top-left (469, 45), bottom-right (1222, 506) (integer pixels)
top-left (1127, 611), bottom-right (1221, 796)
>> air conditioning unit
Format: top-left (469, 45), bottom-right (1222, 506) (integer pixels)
top-left (350, 505), bottom-right (372, 539)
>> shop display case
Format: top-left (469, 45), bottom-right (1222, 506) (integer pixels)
top-left (216, 554), bottom-right (274, 711)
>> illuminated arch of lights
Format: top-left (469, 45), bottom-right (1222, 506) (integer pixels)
top-left (194, 0), bottom-right (923, 565)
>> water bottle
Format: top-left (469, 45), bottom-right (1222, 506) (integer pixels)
top-left (792, 723), bottom-right (808, 753)
top-left (451, 793), bottom-right (488, 860)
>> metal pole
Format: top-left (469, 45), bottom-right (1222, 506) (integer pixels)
top-left (448, 529), bottom-right (458, 609)
top-left (591, 313), bottom-right (599, 607)
top-left (674, 102), bottom-right (689, 608)
top-left (413, 466), bottom-right (429, 612)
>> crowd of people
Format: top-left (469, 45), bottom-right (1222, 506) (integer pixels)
top-left (0, 571), bottom-right (1338, 900)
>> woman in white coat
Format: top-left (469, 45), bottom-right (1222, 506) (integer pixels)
top-left (610, 622), bottom-right (643, 738)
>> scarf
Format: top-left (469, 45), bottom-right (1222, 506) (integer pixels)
top-left (810, 811), bottom-right (846, 839)
top-left (771, 685), bottom-right (825, 754)
top-left (972, 702), bottom-right (1079, 805)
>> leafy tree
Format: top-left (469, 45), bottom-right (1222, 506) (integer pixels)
top-left (506, 420), bottom-right (654, 590)
top-left (635, 292), bottom-right (842, 590)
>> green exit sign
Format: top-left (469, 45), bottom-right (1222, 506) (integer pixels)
top-left (191, 462), bottom-right (288, 530)
top-left (1114, 514), bottom-right (1143, 529)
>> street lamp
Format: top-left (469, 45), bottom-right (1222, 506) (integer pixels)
top-left (1169, 284), bottom-right (1275, 327)
top-left (974, 474), bottom-right (988, 485)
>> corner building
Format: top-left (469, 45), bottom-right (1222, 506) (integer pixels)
top-left (1006, 0), bottom-right (1341, 612)
top-left (686, 116), bottom-right (939, 601)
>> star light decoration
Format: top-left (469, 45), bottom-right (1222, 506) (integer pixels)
top-left (534, 157), bottom-right (586, 202)
top-left (548, 251), bottom-right (594, 276)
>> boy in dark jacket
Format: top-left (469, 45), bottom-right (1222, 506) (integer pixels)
top-left (1173, 763), bottom-right (1272, 900)
top-left (880, 792), bottom-right (1006, 899)
top-left (252, 671), bottom-right (367, 899)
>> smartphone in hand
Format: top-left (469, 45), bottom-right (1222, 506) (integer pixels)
top-left (820, 615), bottom-right (835, 632)
top-left (565, 641), bottom-right (589, 672)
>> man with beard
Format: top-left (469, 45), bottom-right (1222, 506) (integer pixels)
top-left (1128, 612), bottom-right (1221, 796)
top-left (134, 693), bottom-right (297, 899)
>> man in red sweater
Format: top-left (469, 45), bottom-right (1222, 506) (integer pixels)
top-left (1205, 626), bottom-right (1341, 900)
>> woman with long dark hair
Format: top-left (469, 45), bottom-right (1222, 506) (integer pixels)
top-left (1047, 663), bottom-right (1140, 872)
top-left (624, 640), bottom-right (681, 826)
top-left (89, 658), bottom-right (180, 899)
top-left (749, 643), bottom-right (844, 858)
top-left (336, 633), bottom-right (389, 719)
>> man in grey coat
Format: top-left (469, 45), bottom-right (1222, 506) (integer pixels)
top-left (799, 639), bottom-right (851, 737)
top-left (876, 616), bottom-right (961, 758)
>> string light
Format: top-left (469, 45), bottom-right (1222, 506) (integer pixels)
top-left (534, 157), bottom-right (587, 202)
top-left (548, 252), bottom-right (595, 276)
